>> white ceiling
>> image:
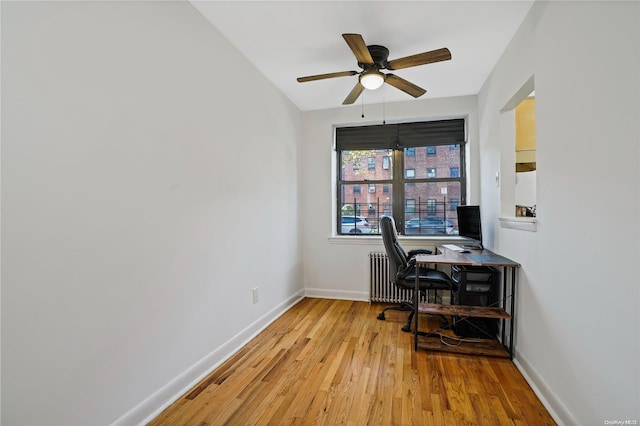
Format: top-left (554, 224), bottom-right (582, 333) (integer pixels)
top-left (191, 1), bottom-right (534, 111)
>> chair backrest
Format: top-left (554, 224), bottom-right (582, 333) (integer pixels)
top-left (380, 215), bottom-right (409, 284)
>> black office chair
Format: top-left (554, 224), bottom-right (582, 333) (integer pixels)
top-left (377, 215), bottom-right (453, 332)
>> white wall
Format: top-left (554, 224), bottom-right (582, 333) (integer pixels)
top-left (515, 171), bottom-right (536, 207)
top-left (1, 2), bottom-right (302, 425)
top-left (300, 96), bottom-right (478, 300)
top-left (478, 1), bottom-right (639, 424)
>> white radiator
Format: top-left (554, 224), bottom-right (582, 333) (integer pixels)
top-left (369, 252), bottom-right (414, 303)
top-left (369, 252), bottom-right (442, 304)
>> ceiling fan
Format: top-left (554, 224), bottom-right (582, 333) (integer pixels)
top-left (297, 33), bottom-right (451, 105)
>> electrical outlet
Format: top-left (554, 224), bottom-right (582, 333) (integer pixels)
top-left (252, 287), bottom-right (259, 304)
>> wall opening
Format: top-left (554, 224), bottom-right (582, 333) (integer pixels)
top-left (498, 76), bottom-right (537, 230)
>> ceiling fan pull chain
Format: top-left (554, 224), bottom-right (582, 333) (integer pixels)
top-left (382, 88), bottom-right (386, 125)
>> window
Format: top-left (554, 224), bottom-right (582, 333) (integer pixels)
top-left (427, 199), bottom-right (437, 214)
top-left (353, 186), bottom-right (361, 194)
top-left (406, 199), bottom-right (416, 214)
top-left (367, 157), bottom-right (376, 170)
top-left (336, 119), bottom-right (466, 235)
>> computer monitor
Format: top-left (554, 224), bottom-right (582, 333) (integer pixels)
top-left (457, 205), bottom-right (483, 249)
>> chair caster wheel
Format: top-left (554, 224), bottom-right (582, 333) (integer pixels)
top-left (377, 313), bottom-right (386, 320)
top-left (401, 325), bottom-right (411, 333)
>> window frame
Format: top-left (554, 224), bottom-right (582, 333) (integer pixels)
top-left (335, 119), bottom-right (467, 236)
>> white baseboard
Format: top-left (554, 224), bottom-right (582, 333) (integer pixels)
top-left (304, 287), bottom-right (369, 302)
top-left (513, 350), bottom-right (578, 426)
top-left (111, 289), bottom-right (306, 426)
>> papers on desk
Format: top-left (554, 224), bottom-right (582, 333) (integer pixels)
top-left (442, 244), bottom-right (465, 252)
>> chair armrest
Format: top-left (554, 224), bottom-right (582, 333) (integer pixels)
top-left (408, 249), bottom-right (432, 257)
top-left (397, 257), bottom-right (417, 279)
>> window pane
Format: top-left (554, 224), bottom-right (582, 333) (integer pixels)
top-left (341, 150), bottom-right (393, 181)
top-left (405, 144), bottom-right (461, 179)
top-left (403, 181), bottom-right (461, 235)
top-left (339, 184), bottom-right (392, 235)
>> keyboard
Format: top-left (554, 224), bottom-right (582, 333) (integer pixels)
top-left (442, 244), bottom-right (464, 252)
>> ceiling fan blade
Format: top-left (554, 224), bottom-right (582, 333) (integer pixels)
top-left (342, 33), bottom-right (374, 65)
top-left (386, 48), bottom-right (451, 70)
top-left (385, 74), bottom-right (426, 98)
top-left (297, 70), bottom-right (358, 83)
top-left (342, 82), bottom-right (365, 105)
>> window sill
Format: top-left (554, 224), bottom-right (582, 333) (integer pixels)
top-left (499, 217), bottom-right (537, 232)
top-left (328, 235), bottom-right (383, 245)
top-left (327, 235), bottom-right (465, 244)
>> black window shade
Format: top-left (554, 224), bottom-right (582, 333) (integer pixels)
top-left (335, 119), bottom-right (465, 151)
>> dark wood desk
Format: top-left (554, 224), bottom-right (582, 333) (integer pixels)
top-left (413, 246), bottom-right (520, 358)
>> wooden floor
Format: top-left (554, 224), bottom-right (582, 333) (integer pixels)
top-left (149, 298), bottom-right (555, 425)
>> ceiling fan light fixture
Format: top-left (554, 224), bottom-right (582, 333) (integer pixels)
top-left (359, 70), bottom-right (385, 90)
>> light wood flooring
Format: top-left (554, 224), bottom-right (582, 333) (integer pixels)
top-left (149, 298), bottom-right (555, 425)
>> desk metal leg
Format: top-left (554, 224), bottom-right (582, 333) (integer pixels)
top-left (414, 264), bottom-right (419, 351)
top-left (509, 267), bottom-right (516, 360)
top-left (501, 267), bottom-right (507, 350)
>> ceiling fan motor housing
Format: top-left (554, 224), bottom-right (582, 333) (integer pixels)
top-left (359, 45), bottom-right (389, 70)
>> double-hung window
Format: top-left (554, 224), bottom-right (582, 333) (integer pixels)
top-left (336, 119), bottom-right (466, 236)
